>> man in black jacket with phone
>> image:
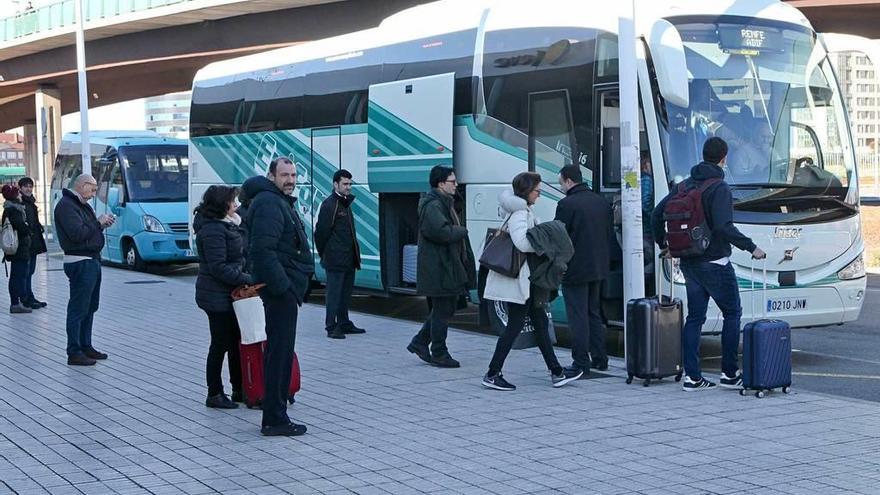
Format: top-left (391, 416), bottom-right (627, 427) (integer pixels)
top-left (54, 174), bottom-right (115, 366)
top-left (315, 169), bottom-right (365, 339)
top-left (248, 157), bottom-right (314, 436)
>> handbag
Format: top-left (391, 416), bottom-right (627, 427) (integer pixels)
top-left (479, 216), bottom-right (526, 278)
top-left (231, 283), bottom-right (267, 345)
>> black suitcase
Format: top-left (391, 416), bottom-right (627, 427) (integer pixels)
top-left (625, 271), bottom-right (683, 386)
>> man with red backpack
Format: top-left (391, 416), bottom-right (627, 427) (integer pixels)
top-left (652, 137), bottom-right (766, 392)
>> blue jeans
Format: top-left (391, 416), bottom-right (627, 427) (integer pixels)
top-left (25, 255), bottom-right (37, 302)
top-left (7, 258), bottom-right (30, 306)
top-left (679, 260), bottom-right (742, 380)
top-left (64, 259), bottom-right (102, 356)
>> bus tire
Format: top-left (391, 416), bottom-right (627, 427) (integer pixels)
top-left (123, 240), bottom-right (146, 271)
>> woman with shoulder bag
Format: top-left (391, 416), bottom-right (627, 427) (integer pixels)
top-left (2, 184), bottom-right (33, 314)
top-left (481, 172), bottom-right (582, 391)
top-left (193, 185), bottom-right (252, 409)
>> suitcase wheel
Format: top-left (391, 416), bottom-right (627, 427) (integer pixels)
top-left (755, 390), bottom-right (766, 399)
top-left (288, 395), bottom-right (296, 405)
top-left (739, 389), bottom-right (746, 397)
top-left (626, 374), bottom-right (633, 385)
top-left (643, 379), bottom-right (651, 387)
top-left (782, 386), bottom-right (791, 394)
top-left (674, 372), bottom-right (683, 383)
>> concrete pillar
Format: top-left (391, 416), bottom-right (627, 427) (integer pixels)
top-left (34, 85), bottom-right (62, 231)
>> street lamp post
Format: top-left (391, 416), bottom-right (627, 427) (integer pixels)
top-left (619, 1), bottom-right (646, 331)
top-left (75, 0), bottom-right (91, 175)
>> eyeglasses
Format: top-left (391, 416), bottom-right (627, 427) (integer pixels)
top-left (442, 179), bottom-right (458, 185)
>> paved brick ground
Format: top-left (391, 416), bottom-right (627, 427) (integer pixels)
top-left (1, 256), bottom-right (880, 494)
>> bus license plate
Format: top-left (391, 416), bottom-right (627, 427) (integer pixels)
top-left (767, 298), bottom-right (807, 312)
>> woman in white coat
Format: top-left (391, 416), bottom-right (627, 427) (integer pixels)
top-left (481, 172), bottom-right (583, 391)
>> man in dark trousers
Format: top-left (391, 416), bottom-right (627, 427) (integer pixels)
top-left (407, 165), bottom-right (476, 368)
top-left (652, 137), bottom-right (766, 391)
top-left (54, 174), bottom-right (115, 366)
top-left (18, 177), bottom-right (48, 309)
top-left (555, 165), bottom-right (612, 376)
top-left (248, 157), bottom-right (314, 436)
top-left (315, 169), bottom-right (365, 339)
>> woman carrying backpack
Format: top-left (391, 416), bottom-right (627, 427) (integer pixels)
top-left (481, 172), bottom-right (581, 391)
top-left (2, 184), bottom-right (33, 314)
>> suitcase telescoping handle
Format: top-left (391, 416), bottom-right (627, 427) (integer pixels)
top-left (751, 258), bottom-right (768, 321)
top-left (662, 257), bottom-right (675, 304)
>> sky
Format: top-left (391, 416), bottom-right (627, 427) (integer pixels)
top-left (60, 99), bottom-right (146, 134)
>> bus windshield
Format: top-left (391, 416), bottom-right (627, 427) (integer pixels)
top-left (660, 16), bottom-right (856, 221)
top-left (119, 145), bottom-right (189, 203)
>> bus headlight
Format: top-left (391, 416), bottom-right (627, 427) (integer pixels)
top-left (662, 257), bottom-right (686, 284)
top-left (143, 215), bottom-right (166, 233)
top-left (838, 254), bottom-right (865, 281)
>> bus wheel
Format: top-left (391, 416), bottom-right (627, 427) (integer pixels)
top-left (124, 241), bottom-right (146, 271)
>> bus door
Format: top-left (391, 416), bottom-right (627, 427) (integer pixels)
top-left (367, 73), bottom-right (454, 292)
top-left (97, 153), bottom-right (125, 263)
top-left (310, 126), bottom-right (342, 282)
top-left (594, 86), bottom-right (651, 324)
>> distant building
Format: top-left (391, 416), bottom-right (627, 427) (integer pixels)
top-left (831, 52), bottom-right (880, 153)
top-left (0, 133), bottom-right (25, 169)
top-left (145, 91), bottom-right (191, 139)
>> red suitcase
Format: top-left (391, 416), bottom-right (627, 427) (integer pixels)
top-left (239, 342), bottom-right (301, 409)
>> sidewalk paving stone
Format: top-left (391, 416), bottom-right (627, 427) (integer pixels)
top-left (2, 258), bottom-right (880, 494)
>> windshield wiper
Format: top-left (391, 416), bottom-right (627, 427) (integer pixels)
top-left (771, 194), bottom-right (859, 213)
top-left (732, 183), bottom-right (802, 189)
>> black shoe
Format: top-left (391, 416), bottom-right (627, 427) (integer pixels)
top-left (430, 353), bottom-right (460, 368)
top-left (261, 422), bottom-right (307, 437)
top-left (24, 299), bottom-right (47, 309)
top-left (406, 341), bottom-right (431, 364)
top-left (342, 325), bottom-right (366, 334)
top-left (682, 376), bottom-right (717, 392)
top-left (84, 349), bottom-right (108, 360)
top-left (482, 372), bottom-right (516, 391)
top-left (591, 357), bottom-right (609, 371)
top-left (230, 391), bottom-right (244, 403)
top-left (67, 354), bottom-right (97, 366)
top-left (326, 328), bottom-right (346, 339)
top-left (719, 372), bottom-right (743, 390)
top-left (552, 367), bottom-right (584, 388)
top-left (206, 393), bottom-right (238, 409)
top-left (9, 304), bottom-right (32, 314)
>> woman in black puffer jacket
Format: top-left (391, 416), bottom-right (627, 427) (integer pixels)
top-left (193, 185), bottom-right (252, 409)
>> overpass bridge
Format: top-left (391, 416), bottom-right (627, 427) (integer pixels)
top-left (0, 0), bottom-right (427, 215)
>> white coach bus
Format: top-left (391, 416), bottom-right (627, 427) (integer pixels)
top-left (188, 0), bottom-right (866, 331)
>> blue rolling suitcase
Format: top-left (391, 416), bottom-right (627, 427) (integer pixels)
top-left (741, 262), bottom-right (792, 398)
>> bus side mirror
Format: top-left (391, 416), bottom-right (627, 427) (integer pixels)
top-left (648, 19), bottom-right (690, 108)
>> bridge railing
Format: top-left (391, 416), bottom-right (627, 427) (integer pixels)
top-left (1, 0), bottom-right (192, 44)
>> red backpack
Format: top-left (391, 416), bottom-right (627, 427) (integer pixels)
top-left (662, 178), bottom-right (721, 258)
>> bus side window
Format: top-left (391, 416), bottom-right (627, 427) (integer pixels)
top-left (528, 89), bottom-right (575, 176)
